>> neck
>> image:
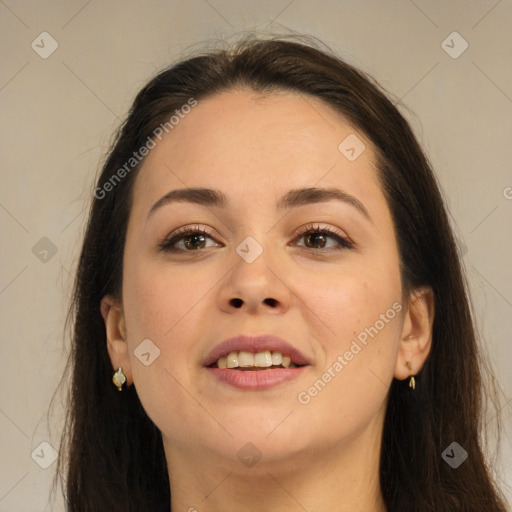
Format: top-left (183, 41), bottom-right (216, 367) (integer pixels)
top-left (164, 418), bottom-right (387, 512)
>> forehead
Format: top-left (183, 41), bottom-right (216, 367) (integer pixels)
top-left (132, 88), bottom-right (383, 217)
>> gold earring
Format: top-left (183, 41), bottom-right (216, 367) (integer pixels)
top-left (112, 367), bottom-right (127, 391)
top-left (406, 361), bottom-right (415, 390)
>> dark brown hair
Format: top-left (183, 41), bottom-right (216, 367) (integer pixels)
top-left (55, 34), bottom-right (509, 511)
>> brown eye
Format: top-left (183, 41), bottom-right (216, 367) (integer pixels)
top-left (294, 224), bottom-right (354, 251)
top-left (303, 232), bottom-right (328, 249)
top-left (159, 227), bottom-right (220, 253)
top-left (181, 233), bottom-right (208, 250)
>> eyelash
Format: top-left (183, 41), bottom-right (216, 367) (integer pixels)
top-left (158, 223), bottom-right (354, 254)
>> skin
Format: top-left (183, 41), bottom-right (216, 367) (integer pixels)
top-left (101, 89), bottom-right (434, 512)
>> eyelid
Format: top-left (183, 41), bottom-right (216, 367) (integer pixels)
top-left (159, 222), bottom-right (354, 252)
top-left (294, 222), bottom-right (352, 241)
top-left (157, 224), bottom-right (217, 250)
top-left (292, 223), bottom-right (354, 250)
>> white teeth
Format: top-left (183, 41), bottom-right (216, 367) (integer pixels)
top-left (254, 351), bottom-right (272, 367)
top-left (215, 350), bottom-right (296, 368)
top-left (271, 352), bottom-right (282, 366)
top-left (238, 351), bottom-right (255, 367)
top-left (227, 352), bottom-right (239, 368)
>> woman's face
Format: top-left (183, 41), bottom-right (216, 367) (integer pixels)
top-left (117, 89), bottom-right (406, 467)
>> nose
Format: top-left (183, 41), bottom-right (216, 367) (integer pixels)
top-left (217, 244), bottom-right (292, 316)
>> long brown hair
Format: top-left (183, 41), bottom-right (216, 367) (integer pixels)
top-left (54, 34), bottom-right (509, 511)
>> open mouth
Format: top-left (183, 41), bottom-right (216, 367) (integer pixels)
top-left (208, 350), bottom-right (305, 370)
top-left (204, 335), bottom-right (310, 390)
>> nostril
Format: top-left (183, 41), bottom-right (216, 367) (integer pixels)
top-left (264, 298), bottom-right (278, 307)
top-left (230, 298), bottom-right (243, 308)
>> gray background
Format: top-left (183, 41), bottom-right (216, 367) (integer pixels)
top-left (0, 1), bottom-right (511, 510)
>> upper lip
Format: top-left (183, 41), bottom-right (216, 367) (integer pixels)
top-left (204, 335), bottom-right (311, 367)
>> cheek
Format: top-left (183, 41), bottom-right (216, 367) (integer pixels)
top-left (123, 251), bottom-right (237, 412)
top-left (121, 256), bottom-right (231, 433)
top-left (123, 259), bottom-right (213, 386)
top-left (298, 249), bottom-right (402, 352)
top-left (294, 255), bottom-right (402, 430)
top-left (123, 262), bottom-right (201, 340)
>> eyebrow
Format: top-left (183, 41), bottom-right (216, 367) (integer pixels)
top-left (147, 186), bottom-right (371, 221)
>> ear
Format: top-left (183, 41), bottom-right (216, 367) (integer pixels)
top-left (394, 286), bottom-right (435, 381)
top-left (100, 294), bottom-right (132, 387)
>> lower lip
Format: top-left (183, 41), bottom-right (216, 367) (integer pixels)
top-left (206, 366), bottom-right (308, 390)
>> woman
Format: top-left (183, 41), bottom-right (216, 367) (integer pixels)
top-left (55, 34), bottom-right (509, 511)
